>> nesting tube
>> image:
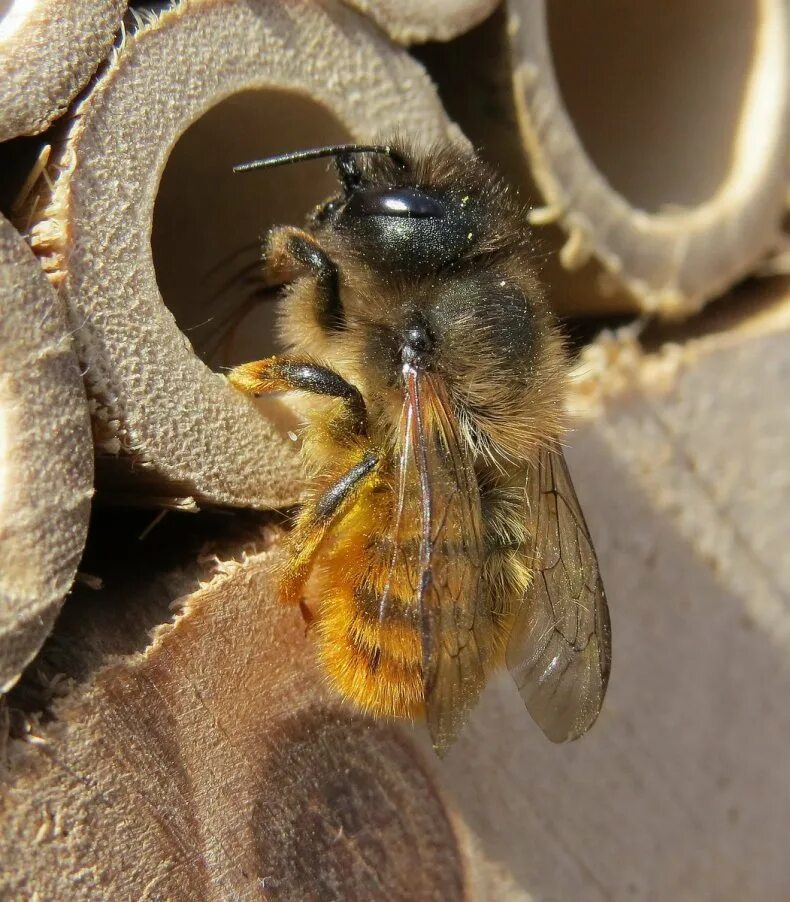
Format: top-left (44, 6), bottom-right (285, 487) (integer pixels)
top-left (0, 0), bottom-right (126, 141)
top-left (343, 0), bottom-right (499, 43)
top-left (507, 0), bottom-right (790, 315)
top-left (28, 0), bottom-right (457, 509)
top-left (0, 215), bottom-right (93, 692)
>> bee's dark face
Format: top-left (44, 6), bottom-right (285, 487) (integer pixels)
top-left (327, 185), bottom-right (482, 278)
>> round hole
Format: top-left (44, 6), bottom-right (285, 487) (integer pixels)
top-left (152, 89), bottom-right (353, 369)
top-left (546, 0), bottom-right (760, 213)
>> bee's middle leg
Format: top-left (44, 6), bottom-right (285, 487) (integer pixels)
top-left (227, 356), bottom-right (367, 434)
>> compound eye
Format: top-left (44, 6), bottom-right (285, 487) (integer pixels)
top-left (345, 186), bottom-right (446, 218)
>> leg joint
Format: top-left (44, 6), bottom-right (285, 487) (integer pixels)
top-left (290, 236), bottom-right (343, 332)
top-left (313, 451), bottom-right (379, 522)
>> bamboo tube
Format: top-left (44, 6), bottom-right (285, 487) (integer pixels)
top-left (0, 0), bottom-right (126, 141)
top-left (0, 215), bottom-right (93, 693)
top-left (27, 0), bottom-right (457, 510)
top-left (507, 0), bottom-right (790, 316)
top-left (343, 0), bottom-right (498, 43)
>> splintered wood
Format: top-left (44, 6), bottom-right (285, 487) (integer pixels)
top-left (438, 293), bottom-right (790, 900)
top-left (1, 541), bottom-right (518, 900)
top-left (3, 286), bottom-right (789, 899)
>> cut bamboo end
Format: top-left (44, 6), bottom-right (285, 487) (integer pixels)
top-left (1, 539), bottom-right (509, 897)
top-left (26, 0), bottom-right (457, 509)
top-left (0, 215), bottom-right (93, 694)
top-left (508, 0), bottom-right (790, 316)
top-left (343, 0), bottom-right (498, 43)
top-left (0, 0), bottom-right (126, 141)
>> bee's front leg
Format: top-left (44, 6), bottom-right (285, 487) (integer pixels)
top-left (227, 356), bottom-right (367, 435)
top-left (228, 353), bottom-right (378, 606)
top-left (264, 226), bottom-right (343, 331)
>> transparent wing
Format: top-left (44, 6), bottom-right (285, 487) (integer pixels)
top-left (507, 445), bottom-right (611, 742)
top-left (401, 366), bottom-right (494, 754)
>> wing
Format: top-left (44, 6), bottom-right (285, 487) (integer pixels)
top-left (400, 365), bottom-right (494, 754)
top-left (507, 445), bottom-right (611, 742)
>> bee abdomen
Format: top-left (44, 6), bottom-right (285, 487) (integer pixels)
top-left (316, 546), bottom-right (425, 719)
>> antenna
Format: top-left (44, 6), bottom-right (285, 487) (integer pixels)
top-left (233, 144), bottom-right (406, 174)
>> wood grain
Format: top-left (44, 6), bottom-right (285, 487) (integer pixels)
top-left (1, 531), bottom-right (523, 900)
top-left (4, 284), bottom-right (788, 899)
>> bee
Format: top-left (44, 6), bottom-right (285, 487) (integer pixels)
top-left (228, 139), bottom-right (611, 753)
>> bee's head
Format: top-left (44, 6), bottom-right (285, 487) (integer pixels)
top-left (318, 184), bottom-right (481, 280)
top-left (237, 141), bottom-right (567, 458)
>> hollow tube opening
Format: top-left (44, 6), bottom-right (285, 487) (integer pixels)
top-left (546, 0), bottom-right (761, 212)
top-left (152, 89), bottom-right (353, 369)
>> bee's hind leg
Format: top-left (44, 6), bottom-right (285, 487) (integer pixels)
top-left (277, 450), bottom-right (380, 606)
top-left (227, 356), bottom-right (367, 435)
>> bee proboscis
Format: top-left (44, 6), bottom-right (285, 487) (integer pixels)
top-left (228, 139), bottom-right (611, 753)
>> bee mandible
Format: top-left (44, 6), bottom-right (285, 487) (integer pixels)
top-left (228, 139), bottom-right (611, 753)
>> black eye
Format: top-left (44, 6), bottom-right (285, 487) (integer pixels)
top-left (344, 187), bottom-right (446, 219)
